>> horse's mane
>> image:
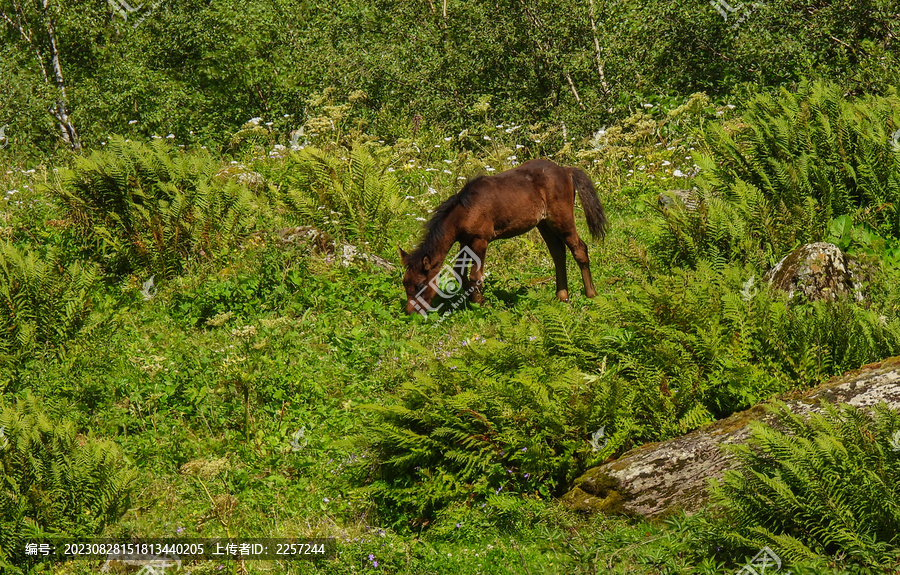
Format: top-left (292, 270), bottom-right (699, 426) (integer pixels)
top-left (406, 176), bottom-right (485, 269)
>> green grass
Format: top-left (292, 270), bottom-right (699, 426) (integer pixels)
top-left (3, 88), bottom-right (900, 574)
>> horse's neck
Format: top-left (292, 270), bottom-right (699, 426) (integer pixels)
top-left (422, 204), bottom-right (464, 274)
top-left (427, 235), bottom-right (457, 271)
top-left (423, 230), bottom-right (459, 276)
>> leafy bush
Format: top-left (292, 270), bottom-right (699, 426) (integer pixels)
top-left (280, 145), bottom-right (407, 251)
top-left (47, 136), bottom-right (265, 278)
top-left (0, 394), bottom-right (137, 572)
top-left (0, 243), bottom-right (102, 370)
top-left (705, 402), bottom-right (900, 570)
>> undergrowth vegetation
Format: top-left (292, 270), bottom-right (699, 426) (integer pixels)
top-left (0, 394), bottom-right (137, 571)
top-left (1, 78), bottom-right (900, 574)
top-left (48, 137), bottom-right (266, 279)
top-left (704, 402), bottom-right (900, 570)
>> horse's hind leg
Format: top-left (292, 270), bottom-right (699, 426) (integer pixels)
top-left (560, 230), bottom-right (597, 298)
top-left (537, 222), bottom-right (570, 302)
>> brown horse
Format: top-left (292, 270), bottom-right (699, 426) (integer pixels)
top-left (400, 159), bottom-right (607, 315)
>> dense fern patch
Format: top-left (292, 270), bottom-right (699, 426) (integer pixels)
top-left (47, 137), bottom-right (266, 279)
top-left (703, 402), bottom-right (900, 570)
top-left (653, 80), bottom-right (900, 270)
top-left (0, 394), bottom-right (137, 572)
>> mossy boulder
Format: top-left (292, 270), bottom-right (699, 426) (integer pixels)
top-left (764, 242), bottom-right (865, 302)
top-left (563, 357), bottom-right (900, 518)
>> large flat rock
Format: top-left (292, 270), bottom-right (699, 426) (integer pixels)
top-left (562, 358), bottom-right (900, 518)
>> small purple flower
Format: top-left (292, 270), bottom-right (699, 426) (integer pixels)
top-left (455, 523), bottom-right (461, 529)
top-left (323, 497), bottom-right (329, 502)
top-left (218, 565), bottom-right (223, 571)
top-left (373, 560), bottom-right (379, 567)
top-left (369, 554), bottom-right (374, 561)
top-left (524, 473), bottom-right (530, 479)
top-left (521, 447), bottom-right (527, 452)
top-left (176, 527), bottom-right (183, 534)
top-left (529, 336), bottom-right (537, 341)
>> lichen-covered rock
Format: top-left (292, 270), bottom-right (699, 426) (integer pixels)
top-left (249, 226), bottom-right (396, 272)
top-left (563, 357), bottom-right (900, 518)
top-left (657, 188), bottom-right (700, 211)
top-left (764, 242), bottom-right (864, 302)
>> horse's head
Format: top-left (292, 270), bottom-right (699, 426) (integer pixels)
top-left (400, 248), bottom-right (438, 315)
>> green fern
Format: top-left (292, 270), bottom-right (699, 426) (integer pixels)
top-left (359, 326), bottom-right (621, 526)
top-left (46, 136), bottom-right (265, 279)
top-left (0, 244), bottom-right (103, 369)
top-left (704, 401), bottom-right (900, 569)
top-left (654, 80), bottom-right (900, 270)
top-left (281, 145), bottom-right (407, 250)
top-left (0, 393), bottom-right (137, 571)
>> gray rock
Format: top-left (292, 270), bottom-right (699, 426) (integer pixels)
top-left (563, 357), bottom-right (900, 517)
top-left (657, 188), bottom-right (700, 211)
top-left (215, 164), bottom-right (267, 193)
top-left (333, 243), bottom-right (396, 272)
top-left (764, 242), bottom-right (864, 302)
top-left (254, 226), bottom-right (396, 272)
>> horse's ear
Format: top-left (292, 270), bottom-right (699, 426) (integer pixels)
top-left (422, 255), bottom-right (431, 270)
top-left (399, 248), bottom-right (409, 262)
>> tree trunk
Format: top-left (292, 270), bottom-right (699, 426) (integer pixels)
top-left (41, 0), bottom-right (80, 150)
top-left (587, 0), bottom-right (610, 94)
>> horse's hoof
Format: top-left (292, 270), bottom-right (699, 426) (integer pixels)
top-left (556, 290), bottom-right (569, 302)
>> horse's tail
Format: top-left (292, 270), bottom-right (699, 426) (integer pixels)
top-left (568, 167), bottom-right (608, 239)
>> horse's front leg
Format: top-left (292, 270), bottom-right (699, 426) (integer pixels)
top-left (464, 238), bottom-right (488, 304)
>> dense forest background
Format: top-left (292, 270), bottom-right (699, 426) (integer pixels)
top-left (1, 0), bottom-right (898, 157)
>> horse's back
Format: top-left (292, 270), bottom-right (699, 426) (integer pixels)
top-left (457, 160), bottom-right (574, 240)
